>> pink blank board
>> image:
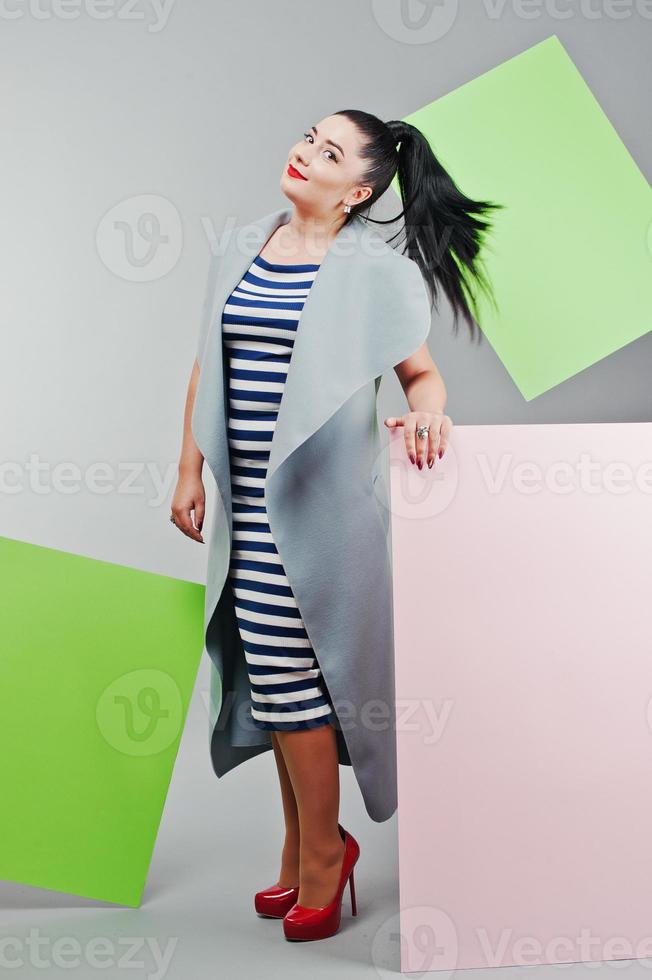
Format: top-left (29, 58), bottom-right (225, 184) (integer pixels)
top-left (389, 422), bottom-right (652, 974)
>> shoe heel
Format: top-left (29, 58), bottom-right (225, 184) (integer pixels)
top-left (349, 868), bottom-right (357, 916)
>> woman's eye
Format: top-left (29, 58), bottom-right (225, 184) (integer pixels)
top-left (302, 133), bottom-right (337, 161)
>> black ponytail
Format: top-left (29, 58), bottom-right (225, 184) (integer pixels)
top-left (335, 109), bottom-right (503, 341)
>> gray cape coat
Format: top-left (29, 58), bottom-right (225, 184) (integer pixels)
top-left (191, 205), bottom-right (432, 822)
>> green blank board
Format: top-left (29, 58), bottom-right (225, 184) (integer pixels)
top-left (402, 35), bottom-right (652, 400)
top-left (0, 536), bottom-right (204, 906)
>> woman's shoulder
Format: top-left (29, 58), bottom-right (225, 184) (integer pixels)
top-left (363, 233), bottom-right (427, 297)
top-left (355, 218), bottom-right (423, 278)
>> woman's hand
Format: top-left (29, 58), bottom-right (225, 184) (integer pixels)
top-left (383, 411), bottom-right (453, 469)
top-left (170, 472), bottom-right (205, 543)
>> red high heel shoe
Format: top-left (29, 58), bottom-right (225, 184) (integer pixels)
top-left (283, 823), bottom-right (360, 941)
top-left (254, 882), bottom-right (299, 918)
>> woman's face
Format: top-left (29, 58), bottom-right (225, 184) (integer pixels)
top-left (281, 114), bottom-right (373, 216)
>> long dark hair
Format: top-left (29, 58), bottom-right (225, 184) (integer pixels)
top-left (335, 108), bottom-right (502, 342)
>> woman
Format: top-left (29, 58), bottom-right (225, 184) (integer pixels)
top-left (171, 110), bottom-right (499, 941)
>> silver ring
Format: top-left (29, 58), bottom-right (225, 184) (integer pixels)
top-left (416, 424), bottom-right (430, 440)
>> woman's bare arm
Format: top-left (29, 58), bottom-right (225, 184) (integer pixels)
top-left (394, 342), bottom-right (447, 415)
top-left (171, 358), bottom-right (206, 542)
top-left (385, 342), bottom-right (452, 469)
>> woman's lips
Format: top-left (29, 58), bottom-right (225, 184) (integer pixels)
top-left (287, 164), bottom-right (308, 180)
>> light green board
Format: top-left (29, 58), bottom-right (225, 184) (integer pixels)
top-left (401, 35), bottom-right (651, 400)
top-left (0, 536), bottom-right (204, 906)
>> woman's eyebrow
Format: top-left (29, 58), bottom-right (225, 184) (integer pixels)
top-left (311, 125), bottom-right (345, 158)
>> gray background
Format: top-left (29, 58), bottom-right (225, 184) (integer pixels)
top-left (1, 1), bottom-right (651, 976)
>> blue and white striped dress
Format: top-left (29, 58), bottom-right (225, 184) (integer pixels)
top-left (222, 254), bottom-right (334, 731)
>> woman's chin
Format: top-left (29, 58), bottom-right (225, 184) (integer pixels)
top-left (280, 174), bottom-right (310, 203)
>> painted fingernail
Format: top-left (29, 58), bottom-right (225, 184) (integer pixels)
top-left (417, 459), bottom-right (423, 469)
top-left (409, 453), bottom-right (415, 464)
top-left (427, 459), bottom-right (433, 468)
top-left (438, 449), bottom-right (443, 458)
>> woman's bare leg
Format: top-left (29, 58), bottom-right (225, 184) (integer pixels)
top-left (275, 722), bottom-right (346, 908)
top-left (271, 731), bottom-right (301, 887)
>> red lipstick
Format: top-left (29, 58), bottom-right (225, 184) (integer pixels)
top-left (287, 163), bottom-right (308, 181)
